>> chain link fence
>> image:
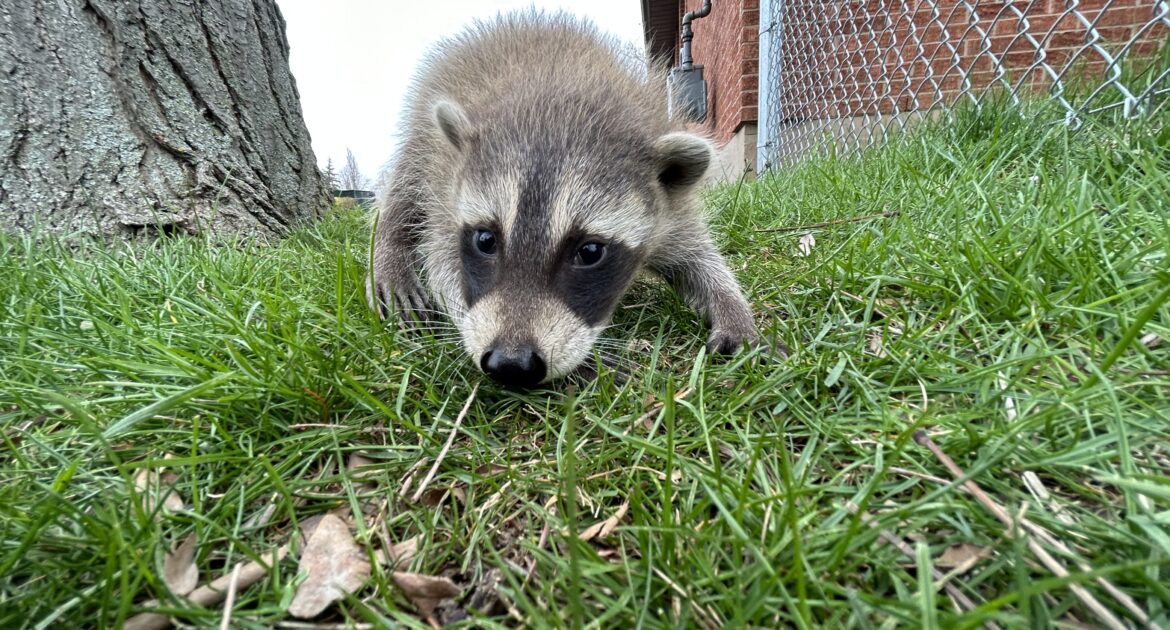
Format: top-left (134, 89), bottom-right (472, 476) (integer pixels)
top-left (756, 0), bottom-right (1170, 169)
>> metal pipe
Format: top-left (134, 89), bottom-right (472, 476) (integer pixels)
top-left (679, 0), bottom-right (712, 70)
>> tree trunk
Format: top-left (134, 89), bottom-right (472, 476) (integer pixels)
top-left (0, 0), bottom-right (329, 240)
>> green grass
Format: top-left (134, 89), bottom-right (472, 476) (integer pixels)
top-left (2, 97), bottom-right (1169, 628)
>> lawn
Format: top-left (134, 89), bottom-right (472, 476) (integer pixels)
top-left (1, 96), bottom-right (1169, 628)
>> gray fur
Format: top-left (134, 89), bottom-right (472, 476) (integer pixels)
top-left (368, 11), bottom-right (758, 383)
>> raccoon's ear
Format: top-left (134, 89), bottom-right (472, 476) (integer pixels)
top-left (653, 132), bottom-right (712, 190)
top-left (433, 100), bottom-right (473, 151)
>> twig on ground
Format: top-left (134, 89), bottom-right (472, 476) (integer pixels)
top-left (218, 563), bottom-right (242, 630)
top-left (652, 566), bottom-right (724, 630)
top-left (629, 387), bottom-right (692, 433)
top-left (838, 290), bottom-right (891, 321)
top-left (273, 618), bottom-right (374, 622)
top-left (754, 210), bottom-right (899, 234)
top-left (913, 431), bottom-right (1146, 630)
top-left (124, 546), bottom-right (290, 630)
top-left (410, 384), bottom-right (478, 504)
top-left (845, 501), bottom-right (996, 628)
top-left (858, 464), bottom-right (953, 486)
top-left (1021, 471), bottom-right (1081, 531)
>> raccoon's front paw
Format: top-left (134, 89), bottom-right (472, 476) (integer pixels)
top-left (707, 327), bottom-right (789, 359)
top-left (706, 327), bottom-right (759, 355)
top-left (366, 273), bottom-right (436, 328)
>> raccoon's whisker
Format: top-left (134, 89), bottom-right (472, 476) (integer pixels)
top-left (591, 337), bottom-right (632, 347)
top-left (590, 340), bottom-right (636, 352)
top-left (388, 345), bottom-right (435, 363)
top-left (397, 328), bottom-right (460, 341)
top-left (432, 357), bottom-right (472, 385)
top-left (410, 324), bottom-right (461, 333)
top-left (409, 331), bottom-right (465, 342)
top-left (588, 347), bottom-right (637, 368)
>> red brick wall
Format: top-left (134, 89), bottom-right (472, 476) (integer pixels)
top-left (681, 0), bottom-right (760, 144)
top-left (771, 0), bottom-right (1168, 120)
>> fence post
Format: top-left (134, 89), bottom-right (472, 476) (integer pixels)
top-left (756, 0), bottom-right (775, 173)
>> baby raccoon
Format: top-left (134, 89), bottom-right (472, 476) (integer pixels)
top-left (367, 11), bottom-right (759, 388)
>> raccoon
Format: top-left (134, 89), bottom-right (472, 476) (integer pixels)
top-left (367, 11), bottom-right (760, 388)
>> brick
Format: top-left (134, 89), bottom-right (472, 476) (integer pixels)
top-left (1042, 29), bottom-right (1092, 48)
top-left (974, 2), bottom-right (1013, 21)
top-left (991, 15), bottom-right (1020, 36)
top-left (1095, 24), bottom-right (1139, 42)
top-left (1132, 39), bottom-right (1164, 57)
top-left (1028, 11), bottom-right (1083, 34)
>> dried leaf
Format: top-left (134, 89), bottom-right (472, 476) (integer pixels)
top-left (134, 468), bottom-right (184, 516)
top-left (392, 571), bottom-right (462, 622)
top-left (163, 532), bottom-right (199, 596)
top-left (298, 513), bottom-right (326, 542)
top-left (375, 534), bottom-right (421, 570)
top-left (796, 232), bottom-right (816, 257)
top-left (625, 338), bottom-right (653, 354)
top-left (418, 483), bottom-right (465, 508)
top-left (474, 463), bottom-right (508, 477)
top-left (867, 330), bottom-right (887, 358)
top-left (636, 387), bottom-right (692, 431)
top-left (936, 542), bottom-right (990, 573)
top-left (347, 452), bottom-right (377, 479)
top-left (125, 545), bottom-right (289, 630)
top-left (298, 505), bottom-right (355, 543)
top-left (579, 501), bottom-right (630, 542)
top-left (288, 514), bottom-right (372, 618)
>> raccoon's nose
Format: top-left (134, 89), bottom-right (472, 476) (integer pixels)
top-left (480, 345), bottom-right (547, 388)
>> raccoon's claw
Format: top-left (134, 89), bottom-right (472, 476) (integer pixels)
top-left (366, 275), bottom-right (391, 320)
top-left (392, 288), bottom-right (437, 329)
top-left (366, 274), bottom-right (435, 329)
top-left (706, 330), bottom-right (755, 355)
top-left (706, 329), bottom-right (789, 360)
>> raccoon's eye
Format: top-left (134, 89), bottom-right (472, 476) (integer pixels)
top-left (573, 242), bottom-right (606, 267)
top-left (474, 229), bottom-right (497, 255)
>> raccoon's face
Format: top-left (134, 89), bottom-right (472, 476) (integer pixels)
top-left (430, 100), bottom-right (711, 387)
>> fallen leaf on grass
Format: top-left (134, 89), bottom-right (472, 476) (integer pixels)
top-left (134, 468), bottom-right (184, 516)
top-left (474, 463), bottom-right (509, 477)
top-left (392, 571), bottom-right (462, 626)
top-left (867, 330), bottom-right (887, 358)
top-left (796, 232), bottom-right (816, 257)
top-left (374, 534), bottom-right (422, 570)
top-left (579, 501), bottom-right (630, 542)
top-left (288, 513), bottom-right (371, 618)
top-left (417, 483), bottom-right (466, 508)
top-left (625, 338), bottom-right (653, 354)
top-left (163, 532), bottom-right (199, 596)
top-left (636, 387), bottom-right (692, 431)
top-left (347, 452), bottom-right (377, 479)
top-left (125, 545), bottom-right (289, 630)
top-left (936, 542), bottom-right (991, 573)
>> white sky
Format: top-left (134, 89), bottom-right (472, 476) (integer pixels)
top-left (278, 1), bottom-right (647, 185)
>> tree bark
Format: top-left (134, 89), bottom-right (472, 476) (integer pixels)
top-left (0, 0), bottom-right (329, 240)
